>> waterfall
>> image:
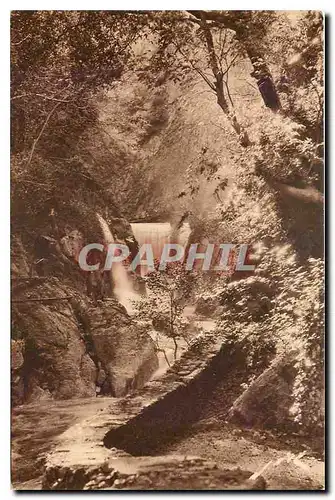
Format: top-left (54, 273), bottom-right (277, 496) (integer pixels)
top-left (96, 214), bottom-right (139, 313)
top-left (96, 215), bottom-right (192, 310)
top-left (130, 222), bottom-right (171, 275)
top-left (130, 222), bottom-right (191, 275)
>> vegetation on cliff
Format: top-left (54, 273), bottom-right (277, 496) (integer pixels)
top-left (11, 10), bottom-right (324, 439)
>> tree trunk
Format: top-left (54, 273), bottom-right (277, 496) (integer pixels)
top-left (188, 10), bottom-right (323, 204)
top-left (199, 12), bottom-right (251, 146)
top-left (188, 10), bottom-right (281, 111)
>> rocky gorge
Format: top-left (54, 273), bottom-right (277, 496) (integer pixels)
top-left (11, 10), bottom-right (324, 491)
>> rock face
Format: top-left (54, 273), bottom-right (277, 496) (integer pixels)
top-left (12, 282), bottom-right (98, 403)
top-left (109, 216), bottom-right (139, 262)
top-left (11, 236), bottom-right (31, 278)
top-left (60, 230), bottom-right (84, 260)
top-left (11, 339), bottom-right (25, 405)
top-left (227, 351), bottom-right (299, 428)
top-left (89, 302), bottom-right (158, 397)
top-left (12, 287), bottom-right (158, 403)
top-left (11, 237), bottom-right (158, 404)
top-left (42, 336), bottom-right (270, 491)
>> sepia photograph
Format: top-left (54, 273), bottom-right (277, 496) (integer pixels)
top-left (10, 9), bottom-right (325, 491)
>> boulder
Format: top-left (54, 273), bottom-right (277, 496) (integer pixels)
top-left (11, 234), bottom-right (97, 403)
top-left (89, 301), bottom-right (159, 396)
top-left (195, 296), bottom-right (219, 317)
top-left (11, 234), bottom-right (157, 404)
top-left (228, 350), bottom-right (299, 428)
top-left (12, 282), bottom-right (98, 403)
top-left (60, 230), bottom-right (84, 260)
top-left (11, 284), bottom-right (157, 404)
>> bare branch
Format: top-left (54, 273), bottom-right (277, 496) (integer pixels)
top-left (172, 41), bottom-right (216, 92)
top-left (35, 94), bottom-right (71, 103)
top-left (222, 53), bottom-right (239, 77)
top-left (12, 296), bottom-right (73, 303)
top-left (26, 100), bottom-right (63, 167)
top-left (199, 12), bottom-right (229, 114)
top-left (12, 34), bottom-right (31, 46)
top-left (11, 93), bottom-right (31, 101)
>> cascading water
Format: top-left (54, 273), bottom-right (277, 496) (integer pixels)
top-left (131, 222), bottom-right (172, 257)
top-left (96, 215), bottom-right (191, 314)
top-left (97, 216), bottom-right (192, 375)
top-left (130, 222), bottom-right (171, 276)
top-left (96, 214), bottom-right (140, 313)
top-left (130, 221), bottom-right (192, 377)
top-left (130, 222), bottom-right (191, 275)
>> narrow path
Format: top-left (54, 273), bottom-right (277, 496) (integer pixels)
top-left (12, 397), bottom-right (113, 489)
top-left (12, 313), bottom-right (325, 491)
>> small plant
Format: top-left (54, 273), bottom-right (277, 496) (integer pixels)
top-left (134, 262), bottom-right (193, 359)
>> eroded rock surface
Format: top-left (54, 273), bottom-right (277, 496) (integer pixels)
top-left (45, 456), bottom-right (261, 491)
top-left (88, 303), bottom-right (158, 396)
top-left (41, 332), bottom-right (324, 491)
top-left (12, 233), bottom-right (158, 406)
top-left (43, 337), bottom-right (259, 490)
top-left (228, 351), bottom-right (299, 428)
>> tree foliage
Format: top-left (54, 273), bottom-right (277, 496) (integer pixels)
top-left (134, 262), bottom-right (193, 358)
top-left (11, 11), bottom-right (324, 433)
top-left (11, 11), bottom-right (147, 237)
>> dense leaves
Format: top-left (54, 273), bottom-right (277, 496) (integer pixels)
top-left (11, 11), bottom-right (324, 433)
top-left (134, 262), bottom-right (193, 358)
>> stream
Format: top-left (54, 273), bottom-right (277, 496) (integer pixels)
top-left (11, 310), bottom-right (216, 490)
